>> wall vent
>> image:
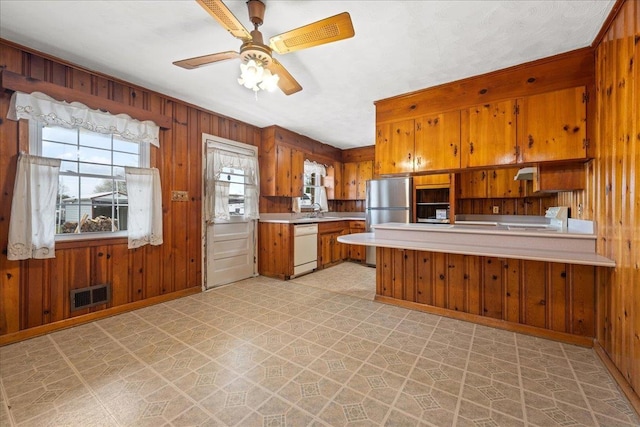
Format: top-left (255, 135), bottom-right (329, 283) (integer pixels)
top-left (70, 284), bottom-right (111, 311)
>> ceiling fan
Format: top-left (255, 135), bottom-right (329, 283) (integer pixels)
top-left (173, 0), bottom-right (355, 95)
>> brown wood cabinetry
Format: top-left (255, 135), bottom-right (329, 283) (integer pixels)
top-left (375, 247), bottom-right (596, 340)
top-left (258, 222), bottom-right (293, 279)
top-left (375, 119), bottom-right (414, 175)
top-left (517, 87), bottom-right (587, 163)
top-left (414, 111), bottom-right (461, 171)
top-left (318, 221), bottom-right (349, 269)
top-left (488, 168), bottom-right (524, 198)
top-left (336, 160), bottom-right (373, 200)
top-left (261, 142), bottom-right (304, 197)
top-left (342, 162), bottom-right (358, 199)
top-left (347, 221), bottom-right (366, 263)
top-left (463, 100), bottom-right (517, 167)
top-left (457, 167), bottom-right (524, 199)
top-left (462, 87), bottom-right (588, 168)
top-left (325, 162), bottom-right (341, 200)
top-left (376, 113), bottom-right (461, 176)
top-left (457, 170), bottom-right (488, 198)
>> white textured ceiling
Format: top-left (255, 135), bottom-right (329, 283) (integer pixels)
top-left (0, 0), bottom-right (614, 150)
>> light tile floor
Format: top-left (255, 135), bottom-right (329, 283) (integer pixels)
top-left (0, 262), bottom-right (638, 426)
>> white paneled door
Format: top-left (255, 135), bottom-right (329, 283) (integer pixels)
top-left (206, 219), bottom-right (255, 289)
top-left (203, 134), bottom-right (258, 289)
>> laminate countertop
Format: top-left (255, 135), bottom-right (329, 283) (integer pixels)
top-left (259, 213), bottom-right (365, 224)
top-left (338, 222), bottom-right (615, 267)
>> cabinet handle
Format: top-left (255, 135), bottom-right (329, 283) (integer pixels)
top-left (416, 157), bottom-right (421, 166)
top-left (469, 142), bottom-right (474, 154)
top-left (528, 135), bottom-right (534, 148)
top-left (453, 144), bottom-right (458, 156)
top-left (493, 171), bottom-right (497, 179)
top-left (481, 171), bottom-right (486, 180)
top-left (514, 145), bottom-right (520, 159)
top-left (408, 153), bottom-right (412, 160)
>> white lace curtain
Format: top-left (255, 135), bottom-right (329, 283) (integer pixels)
top-left (125, 167), bottom-right (163, 249)
top-left (8, 91), bottom-right (160, 146)
top-left (304, 160), bottom-right (328, 211)
top-left (206, 148), bottom-right (260, 222)
top-left (7, 153), bottom-right (61, 260)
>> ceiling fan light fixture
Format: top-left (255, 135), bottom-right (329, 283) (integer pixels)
top-left (259, 68), bottom-right (280, 92)
top-left (238, 59), bottom-right (279, 93)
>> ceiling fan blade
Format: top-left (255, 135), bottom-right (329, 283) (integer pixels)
top-left (196, 0), bottom-right (252, 41)
top-left (173, 51), bottom-right (239, 69)
top-left (269, 12), bottom-right (355, 55)
top-left (267, 58), bottom-right (302, 95)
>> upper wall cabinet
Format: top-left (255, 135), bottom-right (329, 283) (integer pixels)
top-left (376, 112), bottom-right (460, 176)
top-left (461, 87), bottom-right (588, 168)
top-left (517, 86), bottom-right (587, 163)
top-left (261, 142), bottom-right (304, 197)
top-left (414, 111), bottom-right (461, 172)
top-left (375, 119), bottom-right (414, 175)
top-left (462, 100), bottom-right (516, 167)
top-left (339, 160), bottom-right (373, 200)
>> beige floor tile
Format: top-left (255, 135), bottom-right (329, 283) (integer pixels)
top-left (345, 363), bottom-right (405, 405)
top-left (199, 377), bottom-right (273, 426)
top-left (318, 386), bottom-right (390, 426)
top-left (393, 379), bottom-right (458, 425)
top-left (1, 262), bottom-right (638, 426)
top-left (278, 369), bottom-right (342, 415)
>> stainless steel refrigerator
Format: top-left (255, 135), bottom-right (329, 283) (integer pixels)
top-left (365, 177), bottom-right (413, 266)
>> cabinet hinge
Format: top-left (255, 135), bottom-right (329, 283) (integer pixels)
top-left (513, 104), bottom-right (520, 115)
top-left (582, 92), bottom-right (589, 103)
top-left (583, 138), bottom-right (590, 149)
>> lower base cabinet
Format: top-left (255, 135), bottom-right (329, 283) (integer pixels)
top-left (318, 221), bottom-right (349, 269)
top-left (376, 247), bottom-right (595, 338)
top-left (347, 221), bottom-right (367, 263)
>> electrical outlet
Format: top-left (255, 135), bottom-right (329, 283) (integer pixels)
top-left (492, 205), bottom-right (500, 214)
top-left (171, 190), bottom-right (189, 202)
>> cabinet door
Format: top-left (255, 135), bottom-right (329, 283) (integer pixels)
top-left (348, 222), bottom-right (366, 262)
top-left (463, 100), bottom-right (517, 167)
top-left (291, 148), bottom-right (304, 198)
top-left (319, 233), bottom-right (333, 268)
top-left (414, 111), bottom-right (461, 172)
top-left (375, 119), bottom-right (414, 175)
top-left (457, 170), bottom-right (488, 198)
top-left (518, 87), bottom-right (587, 163)
top-left (356, 161), bottom-right (373, 199)
top-left (275, 144), bottom-right (292, 196)
top-left (488, 168), bottom-right (523, 198)
top-left (342, 162), bottom-right (358, 200)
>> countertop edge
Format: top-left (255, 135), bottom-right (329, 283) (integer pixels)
top-left (259, 217), bottom-right (365, 224)
top-left (338, 233), bottom-right (616, 267)
top-left (372, 222), bottom-right (596, 239)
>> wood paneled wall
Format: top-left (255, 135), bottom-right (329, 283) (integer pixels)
top-left (0, 40), bottom-right (261, 342)
top-left (591, 0), bottom-right (640, 404)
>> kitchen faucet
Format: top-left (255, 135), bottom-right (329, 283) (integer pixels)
top-left (308, 202), bottom-right (323, 218)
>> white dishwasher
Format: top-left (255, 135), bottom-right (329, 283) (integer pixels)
top-left (293, 223), bottom-right (318, 277)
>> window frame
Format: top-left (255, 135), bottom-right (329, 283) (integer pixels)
top-left (29, 120), bottom-right (150, 241)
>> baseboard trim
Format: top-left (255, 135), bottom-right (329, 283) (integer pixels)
top-left (0, 287), bottom-right (201, 346)
top-left (374, 295), bottom-right (594, 347)
top-left (593, 342), bottom-right (640, 418)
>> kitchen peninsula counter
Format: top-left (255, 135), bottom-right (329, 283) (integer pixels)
top-left (338, 222), bottom-right (615, 267)
top-left (338, 221), bottom-right (613, 345)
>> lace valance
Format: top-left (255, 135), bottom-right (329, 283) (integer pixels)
top-left (7, 91), bottom-right (160, 147)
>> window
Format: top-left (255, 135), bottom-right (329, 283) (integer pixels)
top-left (222, 166), bottom-right (247, 216)
top-left (298, 160), bottom-right (328, 211)
top-left (30, 121), bottom-right (149, 237)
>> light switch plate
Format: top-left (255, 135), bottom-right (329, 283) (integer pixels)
top-left (172, 191), bottom-right (189, 202)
